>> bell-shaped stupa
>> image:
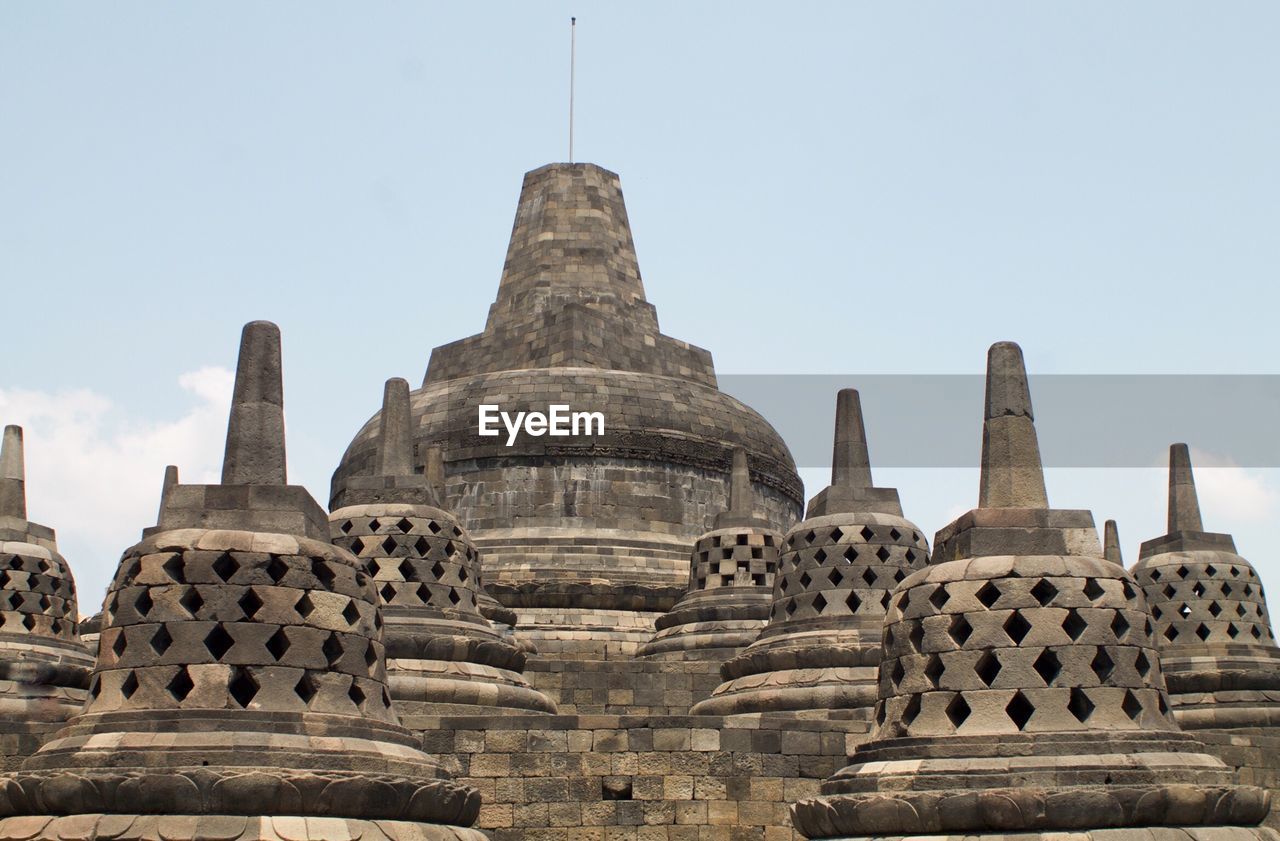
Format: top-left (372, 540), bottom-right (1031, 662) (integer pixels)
top-left (0, 424), bottom-right (94, 756)
top-left (1132, 444), bottom-right (1280, 729)
top-left (693, 389), bottom-right (929, 716)
top-left (637, 448), bottom-right (783, 659)
top-left (0, 322), bottom-right (486, 840)
top-left (791, 343), bottom-right (1273, 841)
top-left (329, 377), bottom-right (555, 714)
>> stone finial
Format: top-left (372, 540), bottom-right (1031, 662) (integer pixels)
top-left (1168, 443), bottom-right (1205, 534)
top-left (978, 341), bottom-right (1049, 509)
top-left (831, 389), bottom-right (873, 489)
top-left (221, 321), bottom-right (287, 486)
top-left (377, 378), bottom-right (414, 478)
top-left (156, 465), bottom-right (179, 522)
top-left (1104, 519), bottom-right (1123, 565)
top-left (425, 445), bottom-right (446, 499)
top-left (0, 425), bottom-right (26, 520)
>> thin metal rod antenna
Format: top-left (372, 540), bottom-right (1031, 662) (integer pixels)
top-left (569, 17), bottom-right (576, 163)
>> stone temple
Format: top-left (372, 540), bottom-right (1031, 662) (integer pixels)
top-left (4, 161), bottom-right (1280, 841)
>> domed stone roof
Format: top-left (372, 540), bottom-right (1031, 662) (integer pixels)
top-left (331, 164), bottom-right (802, 655)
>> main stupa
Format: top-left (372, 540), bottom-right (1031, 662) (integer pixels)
top-left (331, 163), bottom-right (803, 656)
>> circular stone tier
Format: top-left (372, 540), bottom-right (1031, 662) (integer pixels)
top-left (1132, 548), bottom-right (1280, 729)
top-left (792, 554), bottom-right (1273, 840)
top-left (0, 528), bottom-right (481, 837)
top-left (330, 503), bottom-right (555, 715)
top-left (331, 367), bottom-right (803, 652)
top-left (692, 513), bottom-right (929, 716)
top-left (0, 539), bottom-right (93, 723)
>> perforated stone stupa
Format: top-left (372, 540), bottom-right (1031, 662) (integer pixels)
top-left (637, 448), bottom-right (783, 659)
top-left (329, 377), bottom-right (554, 715)
top-left (694, 389), bottom-right (929, 716)
top-left (792, 342), bottom-right (1274, 841)
top-left (0, 323), bottom-right (486, 841)
top-left (1133, 444), bottom-right (1280, 729)
top-left (331, 163), bottom-right (803, 656)
top-left (0, 425), bottom-right (93, 766)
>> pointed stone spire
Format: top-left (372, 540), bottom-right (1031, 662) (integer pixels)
top-left (1104, 519), bottom-right (1123, 565)
top-left (714, 448), bottom-right (769, 529)
top-left (155, 465), bottom-right (178, 522)
top-left (1167, 443), bottom-right (1204, 533)
top-left (425, 445), bottom-right (446, 499)
top-left (0, 425), bottom-right (26, 520)
top-left (221, 320), bottom-right (286, 486)
top-left (831, 389), bottom-right (873, 489)
top-left (377, 378), bottom-right (414, 478)
top-left (978, 341), bottom-right (1049, 509)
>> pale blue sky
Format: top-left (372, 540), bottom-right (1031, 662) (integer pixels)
top-left (3, 4), bottom-right (1278, 611)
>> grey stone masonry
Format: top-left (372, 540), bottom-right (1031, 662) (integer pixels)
top-left (637, 449), bottom-right (784, 660)
top-left (1132, 445), bottom-right (1280, 734)
top-left (792, 342), bottom-right (1275, 841)
top-left (0, 322), bottom-right (488, 841)
top-left (0, 425), bottom-right (94, 769)
top-left (331, 163), bottom-right (803, 657)
top-left (1104, 518), bottom-right (1124, 565)
top-left (695, 390), bottom-right (930, 717)
top-left (330, 378), bottom-right (555, 716)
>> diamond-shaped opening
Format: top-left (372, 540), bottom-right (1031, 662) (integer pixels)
top-left (1176, 565), bottom-right (1189, 579)
top-left (898, 590), bottom-right (911, 611)
top-left (893, 569), bottom-right (906, 583)
top-left (1111, 612), bottom-right (1130, 640)
top-left (812, 593), bottom-right (828, 613)
top-left (844, 590), bottom-right (862, 613)
top-left (1222, 582), bottom-right (1234, 596)
top-left (905, 549), bottom-right (917, 564)
top-left (799, 572), bottom-right (812, 589)
top-left (7, 591), bottom-right (22, 610)
top-left (180, 588), bottom-right (204, 618)
top-left (414, 536), bottom-right (430, 555)
top-left (1033, 649), bottom-right (1062, 685)
top-left (1253, 625), bottom-right (1264, 639)
top-left (1004, 611), bottom-right (1032, 644)
top-left (380, 582), bottom-right (397, 603)
top-left (238, 589), bottom-right (263, 620)
top-left (162, 555), bottom-right (185, 582)
top-left (1245, 584), bottom-right (1255, 597)
top-left (430, 560), bottom-right (446, 581)
top-left (1135, 650), bottom-right (1151, 676)
top-left (924, 655), bottom-right (944, 688)
top-left (886, 528), bottom-right (900, 541)
top-left (1006, 690), bottom-right (1035, 730)
top-left (380, 536), bottom-right (398, 555)
top-left (1192, 582), bottom-right (1205, 597)
top-left (348, 680), bottom-right (366, 708)
top-left (1162, 584), bottom-right (1176, 599)
top-left (167, 667), bottom-right (194, 702)
top-left (860, 526), bottom-right (874, 541)
top-left (1150, 569), bottom-right (1162, 581)
top-left (294, 593), bottom-right (314, 619)
top-left (948, 614), bottom-right (972, 646)
top-left (396, 517), bottom-right (413, 534)
top-left (368, 518), bottom-right (381, 532)
top-left (779, 577), bottom-right (789, 593)
top-left (843, 546), bottom-right (858, 563)
top-left (1179, 602), bottom-right (1192, 618)
top-left (323, 632), bottom-right (343, 666)
top-left (945, 693), bottom-right (971, 728)
top-left (1121, 689), bottom-right (1142, 720)
top-left (874, 546), bottom-right (890, 562)
top-left (930, 585), bottom-right (950, 609)
top-left (1083, 579), bottom-right (1105, 601)
top-left (120, 671), bottom-right (139, 699)
top-left (813, 548), bottom-right (827, 563)
top-left (975, 651), bottom-right (1001, 686)
top-left (1062, 610), bottom-right (1087, 641)
top-left (881, 591), bottom-right (892, 610)
top-left (1068, 687), bottom-right (1095, 722)
top-left (448, 587), bottom-right (462, 606)
top-left (977, 582), bottom-right (1001, 608)
top-left (901, 693), bottom-right (921, 726)
top-left (204, 625), bottom-right (235, 659)
top-left (342, 600), bottom-right (360, 626)
top-left (1230, 566), bottom-right (1240, 577)
top-left (312, 559), bottom-right (335, 589)
top-left (295, 673), bottom-right (317, 705)
top-left (112, 630), bottom-right (127, 657)
top-left (135, 589), bottom-right (154, 616)
top-left (228, 667), bottom-right (259, 708)
top-left (1031, 579), bottom-right (1058, 607)
top-left (861, 568), bottom-right (877, 587)
top-left (443, 540), bottom-right (455, 556)
top-left (785, 599), bottom-right (797, 616)
top-left (416, 583), bottom-right (431, 602)
top-left (1122, 580), bottom-right (1136, 600)
top-left (1158, 693), bottom-right (1170, 714)
top-left (890, 659), bottom-right (905, 686)
top-left (266, 556), bottom-right (290, 584)
top-left (1152, 605), bottom-right (1163, 620)
top-left (1227, 623), bottom-right (1240, 638)
top-left (1208, 601), bottom-right (1222, 617)
top-left (51, 619), bottom-right (62, 635)
top-left (364, 640), bottom-right (378, 669)
top-left (265, 627), bottom-right (291, 660)
top-left (1203, 564), bottom-right (1217, 577)
top-left (150, 625), bottom-right (173, 656)
top-left (829, 527), bottom-right (844, 543)
top-left (906, 622), bottom-right (923, 653)
top-left (22, 614), bottom-right (36, 631)
top-left (1165, 625), bottom-right (1179, 641)
top-left (212, 553), bottom-right (239, 583)
top-left (827, 568), bottom-right (844, 588)
top-left (0, 571), bottom-right (8, 588)
top-left (1091, 648), bottom-right (1115, 681)
top-left (1195, 623), bottom-right (1211, 641)
top-left (339, 520), bottom-right (353, 534)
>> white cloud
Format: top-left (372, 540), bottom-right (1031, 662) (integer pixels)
top-left (0, 368), bottom-right (234, 617)
top-left (1184, 448), bottom-right (1280, 526)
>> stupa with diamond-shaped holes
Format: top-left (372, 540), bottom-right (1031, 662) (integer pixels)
top-left (791, 342), bottom-right (1274, 841)
top-left (329, 377), bottom-right (555, 715)
top-left (0, 322), bottom-right (486, 841)
top-left (0, 424), bottom-right (94, 768)
top-left (693, 389), bottom-right (930, 716)
top-left (637, 448), bottom-right (784, 659)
